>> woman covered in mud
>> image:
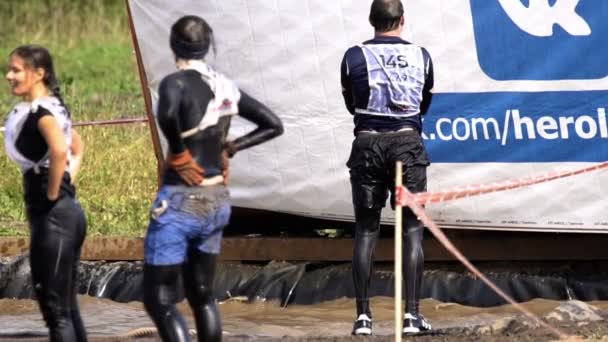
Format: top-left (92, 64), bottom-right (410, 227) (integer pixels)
top-left (143, 15), bottom-right (283, 342)
top-left (4, 45), bottom-right (87, 341)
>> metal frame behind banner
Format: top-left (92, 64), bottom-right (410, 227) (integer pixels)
top-left (125, 0), bottom-right (164, 187)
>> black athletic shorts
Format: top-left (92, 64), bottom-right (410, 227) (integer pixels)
top-left (346, 130), bottom-right (430, 210)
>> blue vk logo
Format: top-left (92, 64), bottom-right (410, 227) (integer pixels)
top-left (470, 0), bottom-right (608, 80)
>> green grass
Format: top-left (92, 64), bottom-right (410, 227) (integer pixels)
top-left (0, 0), bottom-right (157, 236)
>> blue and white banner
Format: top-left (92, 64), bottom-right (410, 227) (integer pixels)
top-left (425, 92), bottom-right (608, 163)
top-left (128, 0), bottom-right (607, 232)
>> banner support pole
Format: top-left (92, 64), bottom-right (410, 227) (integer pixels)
top-left (394, 161), bottom-right (403, 342)
top-left (125, 0), bottom-right (164, 188)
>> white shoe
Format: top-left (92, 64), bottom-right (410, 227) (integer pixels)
top-left (352, 314), bottom-right (372, 335)
top-left (403, 312), bottom-right (432, 335)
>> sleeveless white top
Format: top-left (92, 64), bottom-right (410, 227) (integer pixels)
top-left (4, 96), bottom-right (72, 174)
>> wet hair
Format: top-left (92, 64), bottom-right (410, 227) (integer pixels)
top-left (170, 15), bottom-right (215, 60)
top-left (369, 0), bottom-right (404, 33)
top-left (9, 45), bottom-right (68, 111)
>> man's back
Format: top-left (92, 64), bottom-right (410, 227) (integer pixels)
top-left (343, 1), bottom-right (435, 336)
top-left (341, 36), bottom-right (434, 134)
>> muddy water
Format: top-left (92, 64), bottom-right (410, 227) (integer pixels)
top-left (3, 296), bottom-right (606, 339)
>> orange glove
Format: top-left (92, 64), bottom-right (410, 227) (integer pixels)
top-left (166, 150), bottom-right (205, 186)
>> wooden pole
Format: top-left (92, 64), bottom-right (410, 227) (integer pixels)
top-left (125, 0), bottom-right (164, 189)
top-left (394, 161), bottom-right (403, 342)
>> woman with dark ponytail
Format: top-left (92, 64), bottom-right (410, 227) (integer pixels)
top-left (143, 15), bottom-right (283, 342)
top-left (4, 45), bottom-right (87, 341)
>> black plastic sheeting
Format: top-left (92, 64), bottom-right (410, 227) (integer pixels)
top-left (2, 254), bottom-right (608, 307)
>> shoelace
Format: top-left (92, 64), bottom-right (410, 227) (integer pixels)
top-left (418, 315), bottom-right (431, 330)
top-left (404, 313), bottom-right (431, 330)
top-left (356, 314), bottom-right (372, 322)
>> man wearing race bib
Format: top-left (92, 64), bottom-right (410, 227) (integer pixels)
top-left (340, 0), bottom-right (434, 336)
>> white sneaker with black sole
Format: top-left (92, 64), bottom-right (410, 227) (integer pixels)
top-left (402, 313), bottom-right (432, 335)
top-left (351, 314), bottom-right (372, 336)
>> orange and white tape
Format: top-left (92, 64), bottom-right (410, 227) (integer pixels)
top-left (0, 117), bottom-right (148, 133)
top-left (397, 162), bottom-right (608, 206)
top-left (400, 187), bottom-right (571, 339)
top-left (393, 163), bottom-right (608, 340)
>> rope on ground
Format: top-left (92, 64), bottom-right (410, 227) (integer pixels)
top-left (122, 327), bottom-right (196, 338)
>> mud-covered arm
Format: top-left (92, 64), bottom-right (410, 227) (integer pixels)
top-left (226, 91), bottom-right (284, 157)
top-left (156, 76), bottom-right (186, 155)
top-left (156, 75), bottom-right (205, 186)
top-left (419, 47), bottom-right (434, 116)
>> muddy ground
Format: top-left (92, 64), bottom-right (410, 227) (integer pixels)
top-left (1, 296), bottom-right (608, 341)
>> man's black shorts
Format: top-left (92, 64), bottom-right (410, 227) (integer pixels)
top-left (346, 130), bottom-right (430, 210)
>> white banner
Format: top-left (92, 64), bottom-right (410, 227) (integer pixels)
top-left (128, 0), bottom-right (608, 233)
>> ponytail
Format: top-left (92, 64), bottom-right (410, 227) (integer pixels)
top-left (43, 67), bottom-right (69, 116)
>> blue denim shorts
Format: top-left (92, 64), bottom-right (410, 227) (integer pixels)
top-left (144, 184), bottom-right (231, 265)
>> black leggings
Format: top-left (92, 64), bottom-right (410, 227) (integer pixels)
top-left (28, 196), bottom-right (87, 342)
top-left (143, 250), bottom-right (221, 342)
top-left (352, 206), bottom-right (424, 317)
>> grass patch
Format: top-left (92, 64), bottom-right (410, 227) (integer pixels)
top-left (0, 0), bottom-right (157, 236)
